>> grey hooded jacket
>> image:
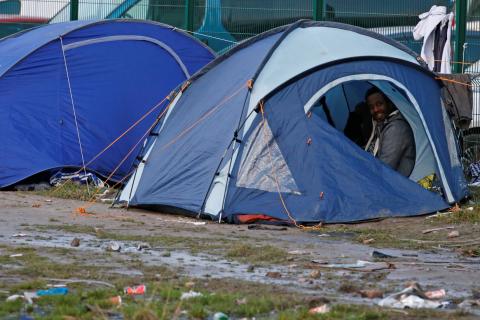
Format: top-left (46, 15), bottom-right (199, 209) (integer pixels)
top-left (367, 111), bottom-right (416, 177)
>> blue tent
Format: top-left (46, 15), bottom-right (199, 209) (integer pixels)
top-left (119, 20), bottom-right (468, 224)
top-left (0, 19), bottom-right (215, 187)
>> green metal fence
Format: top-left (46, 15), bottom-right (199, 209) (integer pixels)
top-left (0, 1), bottom-right (470, 54)
top-left (0, 1), bottom-right (478, 74)
top-left (1, 1), bottom-right (478, 73)
top-left (0, 1), bottom-right (467, 51)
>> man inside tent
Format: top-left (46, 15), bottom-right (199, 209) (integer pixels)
top-left (364, 87), bottom-right (416, 177)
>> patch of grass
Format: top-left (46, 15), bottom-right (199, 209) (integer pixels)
top-left (0, 246), bottom-right (474, 320)
top-left (429, 209), bottom-right (480, 225)
top-left (226, 243), bottom-right (288, 265)
top-left (319, 226), bottom-right (430, 250)
top-left (9, 279), bottom-right (48, 292)
top-left (36, 182), bottom-right (101, 201)
top-left (0, 299), bottom-right (23, 318)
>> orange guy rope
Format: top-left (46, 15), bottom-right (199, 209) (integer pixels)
top-left (76, 83), bottom-right (247, 213)
top-left (259, 102), bottom-right (323, 231)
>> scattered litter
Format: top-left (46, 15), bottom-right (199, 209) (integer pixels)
top-left (36, 287), bottom-right (68, 296)
top-left (213, 312), bottom-right (229, 320)
top-left (7, 287), bottom-right (68, 304)
top-left (425, 289), bottom-right (446, 300)
top-left (46, 284), bottom-right (68, 288)
top-left (108, 295), bottom-right (122, 306)
top-left (156, 217), bottom-right (206, 226)
top-left (247, 265), bottom-right (255, 272)
top-left (6, 294), bottom-right (24, 302)
top-left (9, 253), bottom-right (23, 258)
top-left (363, 238), bottom-right (375, 244)
top-left (288, 250), bottom-right (310, 255)
top-left (459, 299), bottom-right (480, 309)
top-left (106, 242), bottom-right (121, 252)
top-left (50, 171), bottom-right (104, 187)
top-left (44, 278), bottom-right (115, 288)
top-left (247, 225), bottom-right (287, 231)
top-left (180, 290), bottom-right (203, 300)
top-left (426, 211), bottom-right (450, 219)
top-left (12, 233), bottom-right (28, 238)
top-left (380, 295), bottom-right (444, 309)
top-left (31, 203), bottom-right (41, 208)
top-left (75, 207), bottom-right (87, 214)
top-left (448, 230), bottom-right (460, 238)
top-left (422, 226), bottom-right (454, 234)
top-left (23, 292), bottom-right (38, 304)
top-left (124, 285), bottom-right (146, 295)
top-left (359, 289), bottom-right (384, 299)
top-left (185, 281), bottom-right (195, 289)
top-left (372, 250), bottom-right (396, 259)
top-left (320, 260), bottom-right (394, 272)
top-left (235, 297), bottom-right (247, 305)
top-left (137, 243), bottom-right (151, 251)
top-left (309, 270), bottom-right (321, 279)
top-left (266, 271), bottom-right (282, 278)
top-left (317, 233), bottom-right (331, 237)
top-left (308, 304), bottom-right (331, 314)
top-left (466, 207), bottom-right (474, 211)
top-left (45, 199), bottom-right (53, 203)
top-left (378, 283), bottom-right (448, 309)
top-left (70, 237), bottom-right (80, 247)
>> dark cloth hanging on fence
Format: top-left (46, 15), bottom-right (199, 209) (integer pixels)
top-left (439, 73), bottom-right (473, 129)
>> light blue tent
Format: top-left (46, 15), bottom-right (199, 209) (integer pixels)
top-left (119, 20), bottom-right (467, 224)
top-left (0, 19), bottom-right (215, 187)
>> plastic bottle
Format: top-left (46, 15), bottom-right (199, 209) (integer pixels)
top-left (36, 287), bottom-right (69, 296)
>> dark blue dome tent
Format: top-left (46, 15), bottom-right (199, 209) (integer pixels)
top-left (0, 19), bottom-right (215, 187)
top-left (119, 20), bottom-right (468, 224)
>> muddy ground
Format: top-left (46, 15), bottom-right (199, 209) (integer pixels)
top-left (0, 190), bottom-right (480, 319)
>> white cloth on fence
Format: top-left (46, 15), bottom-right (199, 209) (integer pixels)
top-left (413, 5), bottom-right (453, 73)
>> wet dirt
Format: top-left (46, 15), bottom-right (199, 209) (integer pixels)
top-left (1, 191), bottom-right (480, 309)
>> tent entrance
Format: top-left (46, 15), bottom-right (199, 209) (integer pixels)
top-left (304, 79), bottom-right (440, 185)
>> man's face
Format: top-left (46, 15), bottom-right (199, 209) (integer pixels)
top-left (367, 92), bottom-right (391, 122)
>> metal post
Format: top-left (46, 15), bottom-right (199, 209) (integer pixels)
top-left (185, 0), bottom-right (194, 32)
top-left (313, 0), bottom-right (324, 21)
top-left (454, 0), bottom-right (467, 73)
top-left (70, 0), bottom-right (79, 21)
